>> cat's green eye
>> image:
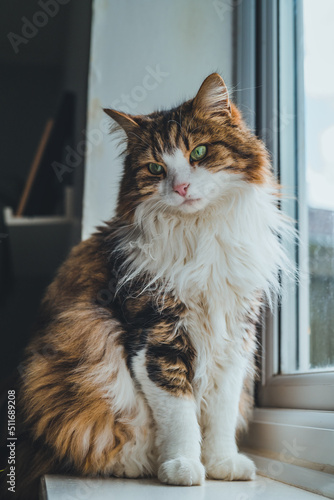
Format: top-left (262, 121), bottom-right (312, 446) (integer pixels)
top-left (190, 145), bottom-right (207, 162)
top-left (148, 163), bottom-right (164, 175)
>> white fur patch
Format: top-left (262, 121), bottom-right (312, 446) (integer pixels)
top-left (159, 148), bottom-right (225, 212)
top-left (162, 149), bottom-right (191, 184)
top-left (117, 181), bottom-right (292, 306)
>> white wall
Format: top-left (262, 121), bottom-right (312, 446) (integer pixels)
top-left (83, 0), bottom-right (234, 239)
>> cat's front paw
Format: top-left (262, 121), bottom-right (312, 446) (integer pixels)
top-left (205, 453), bottom-right (256, 481)
top-left (158, 457), bottom-right (205, 486)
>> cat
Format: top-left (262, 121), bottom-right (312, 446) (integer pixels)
top-left (0, 73), bottom-right (291, 499)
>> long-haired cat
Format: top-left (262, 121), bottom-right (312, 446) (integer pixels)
top-left (1, 73), bottom-right (290, 499)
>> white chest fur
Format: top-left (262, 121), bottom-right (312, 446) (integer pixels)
top-left (181, 297), bottom-right (249, 407)
top-left (119, 182), bottom-right (290, 303)
top-left (117, 182), bottom-right (291, 397)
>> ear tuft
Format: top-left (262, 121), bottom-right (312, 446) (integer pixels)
top-left (193, 73), bottom-right (231, 116)
top-left (103, 108), bottom-right (141, 137)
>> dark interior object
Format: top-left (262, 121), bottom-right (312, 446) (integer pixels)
top-left (20, 92), bottom-right (75, 216)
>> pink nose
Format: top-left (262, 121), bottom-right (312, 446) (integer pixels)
top-left (173, 183), bottom-right (189, 197)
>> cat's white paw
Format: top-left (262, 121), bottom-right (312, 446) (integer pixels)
top-left (158, 457), bottom-right (205, 486)
top-left (205, 453), bottom-right (256, 481)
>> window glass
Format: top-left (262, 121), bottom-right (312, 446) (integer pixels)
top-left (303, 0), bottom-right (334, 370)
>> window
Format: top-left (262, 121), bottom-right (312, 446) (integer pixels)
top-left (241, 0), bottom-right (334, 410)
top-left (302, 0), bottom-right (334, 372)
top-left (237, 1), bottom-right (334, 494)
top-left (279, 0), bottom-right (334, 377)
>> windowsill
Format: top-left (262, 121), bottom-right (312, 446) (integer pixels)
top-left (245, 453), bottom-right (334, 499)
top-left (40, 474), bottom-right (328, 500)
top-left (240, 407), bottom-right (334, 498)
top-left (242, 407), bottom-right (334, 468)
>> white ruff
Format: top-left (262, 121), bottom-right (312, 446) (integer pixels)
top-left (115, 180), bottom-right (293, 405)
top-left (116, 181), bottom-right (293, 310)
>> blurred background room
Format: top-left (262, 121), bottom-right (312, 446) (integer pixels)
top-left (0, 0), bottom-right (91, 389)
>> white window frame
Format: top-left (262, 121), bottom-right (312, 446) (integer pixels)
top-left (236, 0), bottom-right (334, 494)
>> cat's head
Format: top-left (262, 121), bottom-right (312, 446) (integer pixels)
top-left (104, 73), bottom-right (270, 220)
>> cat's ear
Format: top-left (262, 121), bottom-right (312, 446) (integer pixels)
top-left (103, 108), bottom-right (141, 137)
top-left (193, 73), bottom-right (231, 116)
